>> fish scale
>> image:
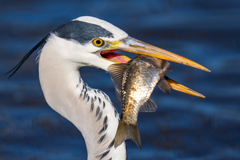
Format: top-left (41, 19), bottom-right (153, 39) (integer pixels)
top-left (121, 60), bottom-right (160, 124)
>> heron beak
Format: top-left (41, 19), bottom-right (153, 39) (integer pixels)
top-left (165, 76), bottom-right (205, 98)
top-left (113, 36), bottom-right (210, 72)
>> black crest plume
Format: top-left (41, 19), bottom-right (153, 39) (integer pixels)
top-left (6, 34), bottom-right (49, 78)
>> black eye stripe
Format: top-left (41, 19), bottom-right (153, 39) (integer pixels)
top-left (55, 21), bottom-right (113, 44)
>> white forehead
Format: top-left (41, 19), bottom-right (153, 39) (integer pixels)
top-left (73, 16), bottom-right (128, 41)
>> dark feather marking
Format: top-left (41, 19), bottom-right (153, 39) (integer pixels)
top-left (83, 90), bottom-right (86, 100)
top-left (76, 84), bottom-right (79, 88)
top-left (108, 139), bottom-right (114, 149)
top-left (80, 84), bottom-right (85, 98)
top-left (99, 90), bottom-right (110, 102)
top-left (6, 34), bottom-right (49, 78)
top-left (99, 150), bottom-right (110, 160)
top-left (98, 116), bottom-right (108, 134)
top-left (90, 98), bottom-right (94, 112)
top-left (94, 96), bottom-right (97, 101)
top-left (98, 97), bottom-right (102, 104)
top-left (98, 133), bottom-right (106, 143)
top-left (82, 85), bottom-right (88, 100)
top-left (81, 85), bottom-right (85, 93)
top-left (114, 109), bottom-right (117, 117)
top-left (108, 158), bottom-right (112, 160)
top-left (104, 116), bottom-right (108, 125)
top-left (87, 95), bottom-right (90, 102)
top-left (96, 106), bottom-right (100, 117)
top-left (97, 89), bottom-right (101, 94)
top-left (83, 90), bottom-right (88, 99)
top-left (103, 101), bottom-right (105, 109)
top-left (103, 92), bottom-right (110, 101)
top-left (94, 90), bottom-right (97, 94)
top-left (98, 124), bottom-right (108, 135)
top-left (97, 111), bottom-right (102, 121)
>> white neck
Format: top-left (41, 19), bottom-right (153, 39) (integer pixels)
top-left (38, 37), bottom-right (126, 160)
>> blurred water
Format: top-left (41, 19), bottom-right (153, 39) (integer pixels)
top-left (1, 0), bottom-right (240, 159)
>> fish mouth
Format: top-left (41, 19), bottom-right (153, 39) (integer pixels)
top-left (100, 49), bottom-right (130, 64)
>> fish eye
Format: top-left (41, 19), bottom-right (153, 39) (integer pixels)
top-left (92, 38), bottom-right (104, 47)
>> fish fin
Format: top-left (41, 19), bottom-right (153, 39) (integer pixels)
top-left (139, 98), bottom-right (157, 112)
top-left (158, 78), bottom-right (171, 95)
top-left (114, 120), bottom-right (141, 150)
top-left (157, 69), bottom-right (172, 95)
top-left (160, 70), bottom-right (172, 77)
top-left (108, 63), bottom-right (127, 101)
top-left (162, 61), bottom-right (171, 71)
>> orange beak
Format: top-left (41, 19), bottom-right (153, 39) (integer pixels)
top-left (165, 76), bottom-right (205, 98)
top-left (115, 37), bottom-right (210, 72)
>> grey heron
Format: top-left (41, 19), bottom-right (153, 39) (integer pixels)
top-left (7, 16), bottom-right (210, 160)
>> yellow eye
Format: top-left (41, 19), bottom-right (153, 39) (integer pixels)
top-left (92, 38), bottom-right (104, 47)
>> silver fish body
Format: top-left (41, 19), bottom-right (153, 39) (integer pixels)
top-left (108, 55), bottom-right (171, 149)
top-left (121, 56), bottom-right (169, 124)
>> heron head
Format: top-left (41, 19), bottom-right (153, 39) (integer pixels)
top-left (7, 16), bottom-right (210, 78)
top-left (51, 16), bottom-right (210, 72)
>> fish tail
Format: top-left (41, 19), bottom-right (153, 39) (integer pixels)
top-left (114, 120), bottom-right (141, 150)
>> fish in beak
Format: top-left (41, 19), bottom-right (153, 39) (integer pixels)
top-left (106, 38), bottom-right (208, 149)
top-left (101, 36), bottom-right (209, 98)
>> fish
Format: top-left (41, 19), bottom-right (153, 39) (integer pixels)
top-left (108, 55), bottom-right (172, 149)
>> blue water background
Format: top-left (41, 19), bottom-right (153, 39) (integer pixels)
top-left (1, 0), bottom-right (240, 159)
